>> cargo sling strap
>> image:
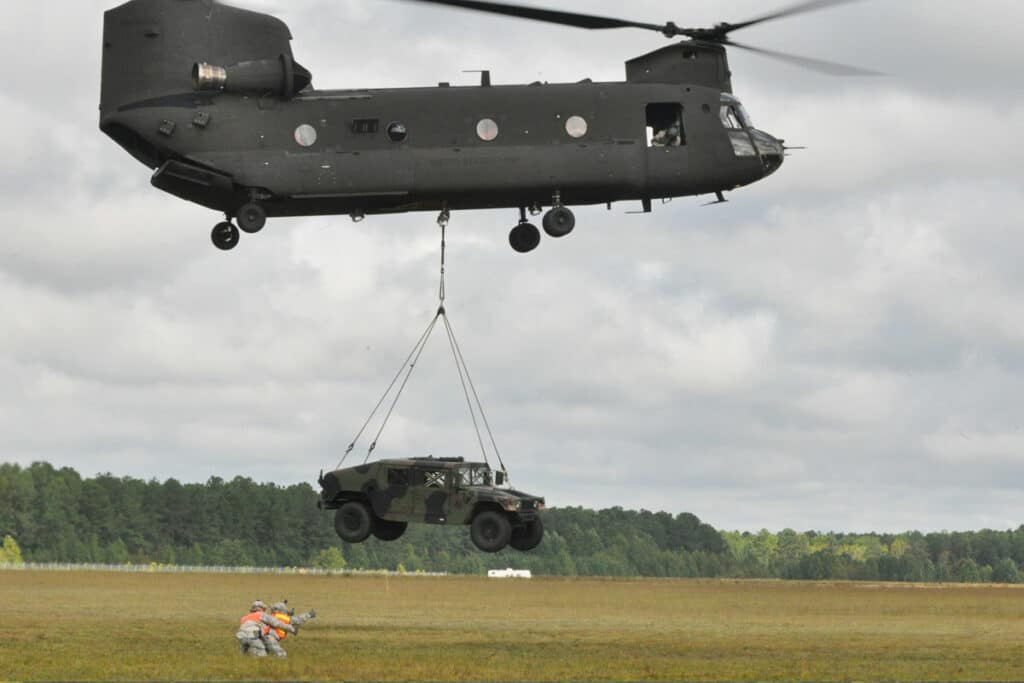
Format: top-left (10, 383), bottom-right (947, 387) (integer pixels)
top-left (336, 219), bottom-right (506, 475)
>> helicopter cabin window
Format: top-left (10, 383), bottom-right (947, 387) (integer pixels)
top-left (294, 124), bottom-right (317, 148)
top-left (646, 103), bottom-right (684, 147)
top-left (387, 122), bottom-right (408, 142)
top-left (476, 118), bottom-right (499, 142)
top-left (387, 467), bottom-right (410, 486)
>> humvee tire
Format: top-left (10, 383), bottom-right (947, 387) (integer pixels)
top-left (335, 501), bottom-right (373, 543)
top-left (509, 516), bottom-right (544, 551)
top-left (372, 519), bottom-right (408, 541)
top-left (470, 510), bottom-right (512, 552)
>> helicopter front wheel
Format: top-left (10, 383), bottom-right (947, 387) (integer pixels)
top-left (211, 221), bottom-right (240, 251)
top-left (509, 222), bottom-right (540, 253)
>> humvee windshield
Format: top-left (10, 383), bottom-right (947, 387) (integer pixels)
top-left (456, 464), bottom-right (492, 486)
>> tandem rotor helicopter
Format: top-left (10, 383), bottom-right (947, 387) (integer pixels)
top-left (99, 0), bottom-right (875, 253)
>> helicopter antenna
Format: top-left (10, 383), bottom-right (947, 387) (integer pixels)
top-left (405, 0), bottom-right (880, 76)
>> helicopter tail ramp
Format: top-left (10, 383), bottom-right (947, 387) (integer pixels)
top-left (99, 0), bottom-right (298, 168)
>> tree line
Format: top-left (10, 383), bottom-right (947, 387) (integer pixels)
top-left (1, 461), bottom-right (1020, 582)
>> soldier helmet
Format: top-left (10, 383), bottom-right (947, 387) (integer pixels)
top-left (250, 599), bottom-right (267, 612)
top-left (270, 601), bottom-right (289, 613)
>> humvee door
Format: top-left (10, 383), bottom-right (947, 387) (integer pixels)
top-left (378, 464), bottom-right (413, 518)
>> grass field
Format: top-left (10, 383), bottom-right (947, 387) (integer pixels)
top-left (3, 570), bottom-right (1023, 681)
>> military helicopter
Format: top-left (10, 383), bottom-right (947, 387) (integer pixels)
top-left (99, 0), bottom-right (874, 253)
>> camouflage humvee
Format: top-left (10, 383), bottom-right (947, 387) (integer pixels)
top-left (317, 457), bottom-right (545, 552)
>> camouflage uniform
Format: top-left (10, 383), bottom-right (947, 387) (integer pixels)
top-left (236, 600), bottom-right (295, 657)
top-left (262, 601), bottom-right (316, 658)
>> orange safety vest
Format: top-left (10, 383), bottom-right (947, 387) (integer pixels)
top-left (263, 612), bottom-right (292, 640)
top-left (240, 611), bottom-right (263, 626)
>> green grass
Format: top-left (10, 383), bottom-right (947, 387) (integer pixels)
top-left (3, 570), bottom-right (1023, 681)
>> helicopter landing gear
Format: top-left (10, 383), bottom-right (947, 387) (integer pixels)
top-left (542, 206), bottom-right (575, 237)
top-left (542, 190), bottom-right (575, 238)
top-left (509, 223), bottom-right (540, 253)
top-left (211, 221), bottom-right (240, 251)
top-left (236, 201), bottom-right (266, 233)
top-left (509, 206), bottom-right (540, 253)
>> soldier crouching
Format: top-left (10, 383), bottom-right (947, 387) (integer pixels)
top-left (236, 599), bottom-right (295, 656)
top-left (262, 600), bottom-right (316, 658)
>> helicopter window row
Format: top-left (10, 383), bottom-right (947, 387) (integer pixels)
top-left (646, 103), bottom-right (684, 147)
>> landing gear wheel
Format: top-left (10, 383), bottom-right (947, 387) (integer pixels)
top-left (211, 222), bottom-right (239, 251)
top-left (372, 519), bottom-right (408, 541)
top-left (542, 206), bottom-right (575, 237)
top-left (509, 516), bottom-right (544, 551)
top-left (236, 202), bottom-right (266, 234)
top-left (509, 223), bottom-right (541, 253)
top-left (470, 510), bottom-right (512, 552)
top-left (334, 502), bottom-right (373, 543)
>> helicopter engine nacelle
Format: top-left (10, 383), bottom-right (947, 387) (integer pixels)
top-left (192, 55), bottom-right (312, 98)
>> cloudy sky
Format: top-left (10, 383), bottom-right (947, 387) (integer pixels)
top-left (2, 0), bottom-right (1022, 533)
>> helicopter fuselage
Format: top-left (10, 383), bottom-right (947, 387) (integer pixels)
top-left (109, 81), bottom-right (779, 216)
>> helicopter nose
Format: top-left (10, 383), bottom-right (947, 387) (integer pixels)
top-left (751, 129), bottom-right (785, 177)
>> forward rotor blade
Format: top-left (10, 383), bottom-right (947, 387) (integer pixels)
top-left (404, 0), bottom-right (665, 33)
top-left (725, 0), bottom-right (867, 34)
top-left (724, 39), bottom-right (881, 76)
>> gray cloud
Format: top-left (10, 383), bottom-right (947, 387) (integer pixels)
top-left (1, 0), bottom-right (1022, 533)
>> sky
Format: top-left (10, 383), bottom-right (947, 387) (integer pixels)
top-left (1, 0), bottom-right (1022, 533)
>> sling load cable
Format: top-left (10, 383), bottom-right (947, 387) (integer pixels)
top-left (335, 218), bottom-right (502, 472)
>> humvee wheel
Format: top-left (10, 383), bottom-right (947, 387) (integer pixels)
top-left (509, 517), bottom-right (544, 551)
top-left (372, 519), bottom-right (408, 541)
top-left (334, 501), bottom-right (373, 543)
top-left (470, 510), bottom-right (512, 553)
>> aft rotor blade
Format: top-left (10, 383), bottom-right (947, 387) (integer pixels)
top-left (724, 39), bottom-right (880, 76)
top-left (405, 0), bottom-right (665, 33)
top-left (724, 0), bottom-right (868, 34)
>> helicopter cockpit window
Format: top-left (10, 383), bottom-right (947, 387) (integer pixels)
top-left (646, 103), bottom-right (684, 147)
top-left (720, 105), bottom-right (743, 129)
top-left (719, 96), bottom-right (754, 130)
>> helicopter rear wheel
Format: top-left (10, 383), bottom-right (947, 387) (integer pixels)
top-left (211, 222), bottom-right (240, 251)
top-left (542, 206), bottom-right (575, 237)
top-left (236, 202), bottom-right (266, 234)
top-left (509, 222), bottom-right (541, 253)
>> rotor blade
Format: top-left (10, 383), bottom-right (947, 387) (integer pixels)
top-left (724, 39), bottom-right (882, 76)
top-left (725, 0), bottom-right (868, 34)
top-left (404, 0), bottom-right (665, 33)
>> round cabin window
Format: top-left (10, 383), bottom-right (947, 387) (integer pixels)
top-left (565, 115), bottom-right (588, 139)
top-left (387, 121), bottom-right (407, 142)
top-left (476, 118), bottom-right (499, 142)
top-left (294, 124), bottom-right (317, 147)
